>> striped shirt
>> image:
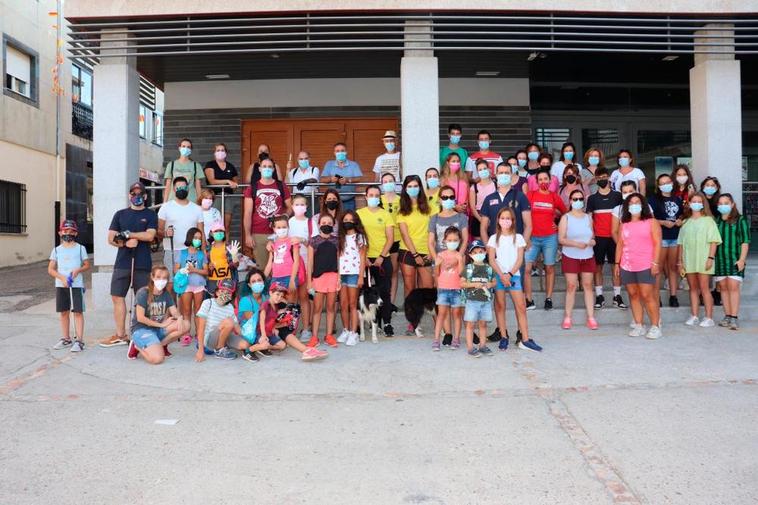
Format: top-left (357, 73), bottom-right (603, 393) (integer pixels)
top-left (715, 215), bottom-right (750, 277)
top-left (196, 298), bottom-right (238, 338)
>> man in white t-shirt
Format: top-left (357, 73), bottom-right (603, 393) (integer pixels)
top-left (287, 150), bottom-right (320, 213)
top-left (158, 176), bottom-right (204, 280)
top-left (373, 130), bottom-right (401, 182)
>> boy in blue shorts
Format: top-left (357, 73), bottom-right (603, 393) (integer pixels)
top-left (460, 240), bottom-right (496, 358)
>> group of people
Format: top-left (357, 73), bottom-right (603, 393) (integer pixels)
top-left (47, 125), bottom-right (750, 363)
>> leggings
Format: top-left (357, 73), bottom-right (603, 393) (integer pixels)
top-left (368, 257), bottom-right (394, 325)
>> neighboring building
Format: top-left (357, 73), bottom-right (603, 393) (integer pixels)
top-left (0, 0), bottom-right (163, 268)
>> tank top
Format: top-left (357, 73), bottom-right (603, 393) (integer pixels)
top-left (620, 219), bottom-right (654, 272)
top-left (563, 213), bottom-right (594, 260)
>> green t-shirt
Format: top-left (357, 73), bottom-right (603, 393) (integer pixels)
top-left (164, 160), bottom-right (205, 203)
top-left (677, 216), bottom-right (722, 274)
top-left (440, 146), bottom-right (468, 168)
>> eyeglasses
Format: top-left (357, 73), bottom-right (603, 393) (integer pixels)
top-left (439, 195), bottom-right (456, 201)
top-left (571, 198), bottom-right (585, 202)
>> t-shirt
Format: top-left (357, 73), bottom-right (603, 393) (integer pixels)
top-left (526, 174), bottom-right (560, 193)
top-left (203, 160), bottom-right (238, 195)
top-left (109, 207), bottom-right (159, 271)
top-left (381, 194), bottom-right (402, 241)
top-left (238, 294), bottom-right (263, 340)
top-left (462, 263), bottom-right (494, 302)
top-left (649, 194), bottom-right (684, 241)
top-left (164, 160), bottom-right (205, 203)
top-left (202, 208), bottom-right (222, 237)
top-left (178, 249), bottom-right (207, 287)
top-left (396, 205), bottom-right (432, 255)
top-left (207, 244), bottom-right (232, 281)
top-left (271, 238), bottom-right (297, 278)
top-left (465, 151), bottom-right (503, 180)
top-left (426, 192), bottom-right (440, 216)
top-left (373, 152), bottom-right (401, 181)
top-left (428, 212), bottom-right (468, 252)
top-left (322, 160), bottom-right (362, 202)
top-left (610, 168), bottom-right (646, 192)
top-left (487, 233), bottom-right (526, 273)
top-left (526, 191), bottom-right (566, 237)
top-left (339, 234), bottom-right (365, 275)
top-left (309, 234), bottom-right (339, 277)
top-left (677, 216), bottom-right (722, 274)
top-left (715, 216), bottom-right (750, 277)
top-left (357, 207), bottom-right (393, 258)
top-left (196, 297), bottom-right (238, 338)
top-left (288, 216), bottom-right (313, 260)
top-left (444, 177), bottom-right (469, 206)
top-left (472, 181), bottom-right (496, 211)
top-left (436, 250), bottom-right (462, 289)
top-left (558, 183), bottom-right (591, 209)
top-left (440, 146), bottom-right (468, 168)
top-left (620, 219), bottom-right (655, 272)
top-left (479, 188), bottom-right (531, 236)
top-left (49, 244), bottom-right (88, 288)
top-left (586, 190), bottom-right (623, 238)
top-left (288, 166), bottom-right (321, 196)
top-left (157, 200), bottom-right (203, 251)
top-left (131, 287), bottom-right (174, 332)
top-left (243, 180), bottom-right (291, 235)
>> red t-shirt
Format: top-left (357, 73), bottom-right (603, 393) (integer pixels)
top-left (527, 190), bottom-right (566, 237)
top-left (244, 181), bottom-right (291, 234)
top-left (586, 190), bottom-right (623, 238)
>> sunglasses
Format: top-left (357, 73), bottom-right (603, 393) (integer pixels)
top-left (439, 195), bottom-right (456, 201)
top-left (571, 198), bottom-right (585, 202)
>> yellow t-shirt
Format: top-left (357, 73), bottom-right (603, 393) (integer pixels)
top-left (426, 190), bottom-right (441, 216)
top-left (357, 207), bottom-right (394, 258)
top-left (396, 205), bottom-right (432, 255)
top-left (381, 194), bottom-right (402, 243)
top-left (208, 244), bottom-right (231, 281)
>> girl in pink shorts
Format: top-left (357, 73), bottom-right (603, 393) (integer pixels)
top-left (307, 213), bottom-right (340, 348)
top-left (174, 227), bottom-right (208, 345)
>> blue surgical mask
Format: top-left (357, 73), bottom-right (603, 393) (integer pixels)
top-left (298, 159), bottom-right (309, 169)
top-left (659, 183), bottom-right (673, 193)
top-left (179, 146), bottom-right (191, 157)
top-left (192, 239), bottom-right (202, 248)
top-left (251, 281), bottom-right (265, 294)
top-left (571, 200), bottom-right (585, 210)
top-left (618, 157), bottom-right (631, 168)
top-left (479, 169), bottom-right (490, 179)
top-left (261, 167), bottom-right (274, 179)
top-left (629, 204), bottom-right (642, 215)
top-left (528, 151), bottom-right (539, 161)
top-left (717, 204), bottom-right (732, 215)
top-left (385, 142), bottom-right (395, 152)
top-left (446, 241), bottom-right (460, 251)
top-left (426, 177), bottom-right (439, 189)
top-left (406, 186), bottom-right (420, 198)
top-left (703, 186), bottom-right (717, 196)
top-left (497, 174), bottom-right (511, 186)
top-left (450, 134), bottom-right (461, 144)
top-left (478, 140), bottom-right (490, 150)
top-left (472, 253), bottom-right (487, 263)
top-left (382, 182), bottom-right (396, 193)
top-left (367, 196), bottom-right (381, 208)
top-left (564, 151), bottom-right (575, 161)
top-left (690, 202), bottom-right (704, 212)
top-left (441, 199), bottom-right (455, 210)
top-left (518, 159), bottom-right (527, 168)
top-left (212, 232), bottom-right (225, 242)
top-left (588, 156), bottom-right (600, 166)
top-left (335, 151), bottom-right (347, 162)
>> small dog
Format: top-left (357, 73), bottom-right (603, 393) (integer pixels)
top-left (404, 288), bottom-right (438, 337)
top-left (358, 280), bottom-right (383, 343)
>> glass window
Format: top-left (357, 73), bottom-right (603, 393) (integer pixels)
top-left (535, 128), bottom-right (572, 160)
top-left (139, 104), bottom-right (147, 139)
top-left (581, 128), bottom-right (620, 163)
top-left (152, 112), bottom-right (163, 146)
top-left (72, 64), bottom-right (92, 107)
top-left (636, 130), bottom-right (690, 181)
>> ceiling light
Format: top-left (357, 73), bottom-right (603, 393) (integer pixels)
top-left (662, 55), bottom-right (679, 62)
top-left (205, 74), bottom-right (230, 80)
top-left (475, 71), bottom-right (500, 77)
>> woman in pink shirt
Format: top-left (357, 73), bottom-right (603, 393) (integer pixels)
top-left (614, 193), bottom-right (663, 340)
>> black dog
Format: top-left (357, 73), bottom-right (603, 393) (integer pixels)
top-left (403, 288), bottom-right (438, 337)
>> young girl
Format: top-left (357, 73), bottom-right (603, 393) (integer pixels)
top-left (558, 164), bottom-right (590, 209)
top-left (714, 193), bottom-right (750, 330)
top-left (381, 172), bottom-right (402, 308)
top-left (337, 211), bottom-right (367, 346)
top-left (649, 174), bottom-right (683, 307)
top-left (486, 207), bottom-right (540, 351)
top-left (677, 192), bottom-right (722, 327)
top-left (288, 194), bottom-right (313, 341)
top-left (312, 188), bottom-right (342, 237)
top-left (396, 175), bottom-right (434, 314)
top-left (265, 215), bottom-right (301, 302)
top-left (200, 188), bottom-right (222, 236)
top-left (175, 227), bottom-right (208, 346)
top-left (441, 152), bottom-right (469, 213)
top-left (701, 176), bottom-right (724, 306)
top-left (433, 226), bottom-right (464, 351)
top-left (672, 164), bottom-right (696, 205)
top-left (461, 240), bottom-right (496, 357)
top-left (206, 222), bottom-right (240, 295)
top-left (307, 213), bottom-right (340, 348)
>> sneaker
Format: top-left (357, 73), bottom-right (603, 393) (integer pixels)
top-left (646, 325), bottom-right (662, 340)
top-left (718, 316), bottom-right (732, 328)
top-left (324, 334), bottom-right (339, 347)
top-left (302, 347), bottom-right (328, 361)
top-left (451, 337), bottom-right (460, 349)
top-left (432, 340), bottom-right (441, 351)
top-left (127, 340), bottom-right (139, 360)
top-left (180, 334), bottom-right (192, 346)
top-left (498, 336), bottom-right (509, 351)
top-left (214, 346), bottom-right (238, 360)
top-left (628, 324), bottom-right (646, 337)
top-left (414, 327), bottom-right (425, 338)
top-left (242, 350), bottom-right (259, 362)
top-left (699, 317), bottom-right (715, 328)
top-left (594, 295), bottom-right (605, 309)
top-left (300, 329), bottom-right (313, 342)
top-left (467, 348), bottom-right (481, 358)
top-left (472, 333), bottom-right (480, 345)
top-left (406, 323), bottom-right (414, 334)
top-left (712, 290), bottom-right (722, 306)
top-left (519, 339), bottom-right (543, 352)
top-left (561, 317), bottom-right (572, 330)
top-left (383, 324), bottom-right (394, 338)
top-left (53, 338), bottom-right (72, 350)
top-left (516, 330), bottom-right (523, 344)
top-left (487, 327), bottom-right (501, 342)
top-left (613, 295), bottom-right (628, 309)
top-left (685, 315), bottom-right (700, 326)
top-left (544, 298), bottom-right (553, 311)
top-left (345, 331), bottom-right (358, 346)
top-left (442, 333), bottom-right (452, 347)
top-left (163, 345), bottom-right (172, 358)
top-left (70, 340), bottom-right (84, 353)
top-left (99, 334), bottom-right (129, 348)
top-left (337, 329), bottom-right (350, 344)
top-left (478, 346), bottom-right (493, 356)
top-left (729, 318), bottom-right (740, 330)
top-left (306, 336), bottom-right (320, 348)
top-left (586, 317), bottom-right (599, 330)
top-left (669, 296), bottom-right (680, 308)
top-left (256, 349), bottom-right (273, 358)
top-left (525, 299), bottom-right (536, 311)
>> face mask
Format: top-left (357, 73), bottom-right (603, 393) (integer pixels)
top-left (539, 182), bottom-right (550, 191)
top-left (320, 225), bottom-right (333, 234)
top-left (629, 204), bottom-right (642, 215)
top-left (130, 194), bottom-right (145, 206)
top-left (335, 151), bottom-right (347, 162)
top-left (479, 169), bottom-right (490, 179)
top-left (385, 142), bottom-right (395, 152)
top-left (201, 198), bottom-right (213, 210)
top-left (588, 156), bottom-right (600, 166)
top-left (717, 204), bottom-right (732, 215)
top-left (179, 147), bottom-right (191, 157)
top-left (528, 151), bottom-right (539, 161)
top-left (251, 281), bottom-right (265, 294)
top-left (261, 167), bottom-right (274, 179)
top-left (441, 199), bottom-right (456, 210)
top-left (472, 253), bottom-right (486, 263)
top-left (596, 179), bottom-right (609, 189)
top-left (449, 134), bottom-right (461, 144)
top-left (497, 174), bottom-right (511, 186)
top-left (258, 152), bottom-right (269, 162)
top-left (565, 175), bottom-right (577, 184)
top-left (426, 178), bottom-right (439, 189)
top-left (564, 151), bottom-right (574, 161)
top-left (571, 200), bottom-right (584, 210)
top-left (154, 279), bottom-right (168, 291)
top-left (703, 186), bottom-right (717, 196)
top-left (192, 239), bottom-right (202, 248)
top-left (382, 182), bottom-right (396, 193)
top-left (174, 187), bottom-right (189, 200)
top-left (406, 186), bottom-right (420, 198)
top-left (622, 193), bottom-right (631, 200)
top-left (343, 222), bottom-right (355, 231)
top-left (274, 228), bottom-right (288, 238)
top-left (61, 234), bottom-right (75, 243)
top-left (518, 159), bottom-right (527, 168)
top-left (212, 232), bottom-right (225, 242)
top-left (676, 175), bottom-right (688, 185)
top-left (618, 157), bottom-right (631, 168)
top-left (499, 218), bottom-right (513, 229)
top-left (325, 200), bottom-right (339, 211)
top-left (298, 159), bottom-right (310, 169)
top-left (449, 162), bottom-right (461, 173)
top-left (690, 202), bottom-right (704, 212)
top-left (367, 197), bottom-right (380, 208)
top-left (293, 204), bottom-right (307, 216)
top-left (478, 140), bottom-right (490, 150)
top-left (215, 151), bottom-right (227, 161)
top-left (216, 291), bottom-right (232, 305)
top-left (445, 241), bottom-right (460, 251)
top-left (659, 183), bottom-right (673, 193)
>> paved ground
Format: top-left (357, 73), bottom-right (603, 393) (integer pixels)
top-left (1, 282), bottom-right (757, 505)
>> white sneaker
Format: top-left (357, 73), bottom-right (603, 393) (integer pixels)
top-left (337, 329), bottom-right (350, 343)
top-left (628, 324), bottom-right (646, 337)
top-left (699, 317), bottom-right (715, 328)
top-left (685, 315), bottom-right (700, 326)
top-left (645, 325), bottom-right (662, 340)
top-left (345, 331), bottom-right (358, 346)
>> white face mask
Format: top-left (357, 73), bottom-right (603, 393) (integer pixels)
top-left (676, 175), bottom-right (688, 185)
top-left (274, 228), bottom-right (288, 238)
top-left (201, 199), bottom-right (213, 210)
top-left (153, 279), bottom-right (168, 291)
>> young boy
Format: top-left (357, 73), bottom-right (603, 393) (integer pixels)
top-left (199, 188), bottom-right (223, 236)
top-left (460, 240), bottom-right (496, 358)
top-left (194, 278), bottom-right (241, 361)
top-left (48, 220), bottom-right (90, 352)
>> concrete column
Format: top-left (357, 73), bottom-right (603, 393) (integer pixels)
top-left (92, 29), bottom-right (140, 307)
top-left (689, 24), bottom-right (742, 208)
top-left (401, 20), bottom-right (439, 179)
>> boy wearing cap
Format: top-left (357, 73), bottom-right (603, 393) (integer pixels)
top-left (373, 130), bottom-right (401, 183)
top-left (195, 278), bottom-right (241, 361)
top-left (49, 220), bottom-right (90, 352)
top-left (460, 240), bottom-right (496, 358)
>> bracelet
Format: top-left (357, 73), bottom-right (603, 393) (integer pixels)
top-left (412, 253), bottom-right (420, 258)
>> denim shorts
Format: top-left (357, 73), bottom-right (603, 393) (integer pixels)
top-left (341, 274), bottom-right (359, 288)
top-left (131, 327), bottom-right (167, 349)
top-left (464, 299), bottom-right (493, 322)
top-left (661, 239), bottom-right (678, 248)
top-left (437, 288), bottom-right (464, 307)
top-left (272, 275), bottom-right (298, 288)
top-left (495, 274), bottom-right (523, 292)
top-left (525, 234), bottom-right (559, 265)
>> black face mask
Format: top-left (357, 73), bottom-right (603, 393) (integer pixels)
top-left (320, 225), bottom-right (334, 234)
top-left (343, 222), bottom-right (355, 231)
top-left (596, 179), bottom-right (609, 189)
top-left (61, 234), bottom-right (75, 243)
top-left (526, 167), bottom-right (539, 175)
top-left (565, 175), bottom-right (577, 184)
top-left (175, 187), bottom-right (189, 200)
top-left (325, 200), bottom-right (339, 211)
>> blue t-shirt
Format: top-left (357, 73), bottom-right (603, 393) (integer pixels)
top-left (239, 294), bottom-right (265, 341)
top-left (49, 243), bottom-right (88, 288)
top-left (479, 188), bottom-right (531, 236)
top-left (322, 159), bottom-right (362, 201)
top-left (178, 249), bottom-right (207, 287)
top-left (109, 207), bottom-right (159, 271)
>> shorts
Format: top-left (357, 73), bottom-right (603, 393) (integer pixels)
top-left (661, 239), bottom-right (678, 248)
top-left (562, 256), bottom-right (596, 274)
top-left (203, 324), bottom-right (244, 350)
top-left (620, 268), bottom-right (656, 285)
top-left (131, 327), bottom-right (167, 350)
top-left (110, 268), bottom-right (150, 298)
top-left (593, 237), bottom-right (616, 265)
top-left (252, 233), bottom-right (271, 269)
top-left (341, 274), bottom-right (360, 288)
top-left (272, 275), bottom-right (298, 289)
top-left (389, 241), bottom-right (400, 254)
top-left (268, 327), bottom-right (292, 345)
top-left (185, 285), bottom-right (206, 294)
top-left (464, 299), bottom-right (493, 322)
top-left (312, 272), bottom-right (340, 293)
top-left (399, 250), bottom-right (433, 268)
top-left (495, 274), bottom-right (523, 292)
top-left (525, 234), bottom-right (559, 265)
top-left (213, 192), bottom-right (240, 216)
top-left (56, 287), bottom-right (85, 313)
top-left (437, 288), bottom-right (464, 307)
top-left (714, 275), bottom-right (743, 283)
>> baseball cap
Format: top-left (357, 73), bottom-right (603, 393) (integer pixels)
top-left (269, 282), bottom-right (288, 294)
top-left (467, 239), bottom-right (486, 253)
top-left (210, 221), bottom-right (226, 232)
top-left (217, 278), bottom-right (235, 292)
top-left (59, 219), bottom-right (78, 232)
top-left (129, 181), bottom-right (146, 193)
